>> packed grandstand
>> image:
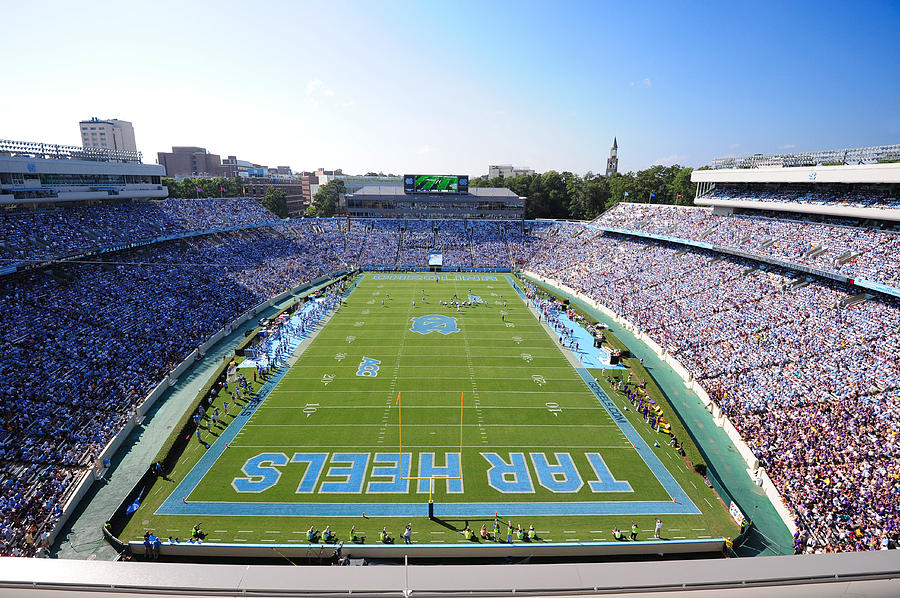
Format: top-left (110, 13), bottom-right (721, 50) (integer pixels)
top-left (1, 167), bottom-right (899, 559)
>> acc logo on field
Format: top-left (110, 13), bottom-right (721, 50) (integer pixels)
top-left (356, 357), bottom-right (381, 377)
top-left (410, 314), bottom-right (460, 335)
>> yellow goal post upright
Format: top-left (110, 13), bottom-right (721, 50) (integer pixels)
top-left (396, 391), bottom-right (464, 507)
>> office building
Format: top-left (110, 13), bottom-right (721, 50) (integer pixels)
top-left (488, 165), bottom-right (535, 179)
top-left (157, 147), bottom-right (222, 178)
top-left (79, 117), bottom-right (137, 153)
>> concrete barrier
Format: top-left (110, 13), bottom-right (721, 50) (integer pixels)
top-left (129, 538), bottom-right (724, 560)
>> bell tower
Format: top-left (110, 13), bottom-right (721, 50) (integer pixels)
top-left (605, 137), bottom-right (618, 177)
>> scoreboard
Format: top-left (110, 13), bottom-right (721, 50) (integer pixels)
top-left (404, 174), bottom-right (469, 194)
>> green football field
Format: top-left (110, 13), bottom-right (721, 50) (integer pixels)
top-left (124, 273), bottom-right (737, 547)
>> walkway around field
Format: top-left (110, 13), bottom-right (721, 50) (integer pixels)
top-left (521, 273), bottom-right (793, 556)
top-left (52, 278), bottom-right (342, 561)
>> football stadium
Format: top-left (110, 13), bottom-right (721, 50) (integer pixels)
top-left (3, 144), bottom-right (900, 593)
top-left (3, 2), bottom-right (900, 596)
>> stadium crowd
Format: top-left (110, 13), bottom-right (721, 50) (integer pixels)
top-left (3, 194), bottom-right (898, 556)
top-left (708, 186), bottom-right (900, 209)
top-left (526, 222), bottom-right (899, 552)
top-left (0, 224), bottom-right (344, 557)
top-left (597, 202), bottom-right (900, 288)
top-left (0, 198), bottom-right (276, 264)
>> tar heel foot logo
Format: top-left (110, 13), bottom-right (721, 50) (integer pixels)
top-left (410, 314), bottom-right (460, 335)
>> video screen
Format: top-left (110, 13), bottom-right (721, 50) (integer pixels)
top-left (404, 175), bottom-right (469, 194)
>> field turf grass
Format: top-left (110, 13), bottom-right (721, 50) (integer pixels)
top-left (123, 273), bottom-right (737, 547)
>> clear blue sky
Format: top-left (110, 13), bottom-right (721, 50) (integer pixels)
top-left (1, 0), bottom-right (898, 176)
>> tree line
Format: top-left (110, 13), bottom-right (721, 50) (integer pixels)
top-left (167, 164), bottom-right (699, 222)
top-left (469, 165), bottom-right (697, 220)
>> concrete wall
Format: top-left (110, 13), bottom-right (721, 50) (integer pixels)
top-left (522, 271), bottom-right (798, 536)
top-left (129, 538), bottom-right (724, 560)
top-left (3, 550), bottom-right (899, 596)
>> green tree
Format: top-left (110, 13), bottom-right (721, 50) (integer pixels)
top-left (309, 179), bottom-right (345, 217)
top-left (162, 177), bottom-right (181, 198)
top-left (606, 172), bottom-right (636, 209)
top-left (260, 187), bottom-right (288, 218)
top-left (669, 167), bottom-right (695, 205)
top-left (581, 173), bottom-right (611, 218)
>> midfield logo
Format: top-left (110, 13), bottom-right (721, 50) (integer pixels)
top-left (410, 314), bottom-right (460, 336)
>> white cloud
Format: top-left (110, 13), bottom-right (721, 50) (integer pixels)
top-left (653, 153), bottom-right (687, 165)
top-left (417, 144), bottom-right (438, 155)
top-left (306, 79), bottom-right (350, 109)
top-left (305, 79), bottom-right (326, 96)
top-left (630, 78), bottom-right (652, 88)
top-left (780, 144), bottom-right (796, 150)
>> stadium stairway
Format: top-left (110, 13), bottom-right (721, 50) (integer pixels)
top-left (521, 272), bottom-right (795, 557)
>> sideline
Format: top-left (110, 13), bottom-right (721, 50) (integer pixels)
top-left (521, 272), bottom-right (793, 556)
top-left (52, 276), bottom-right (342, 561)
top-left (157, 287), bottom-right (346, 514)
